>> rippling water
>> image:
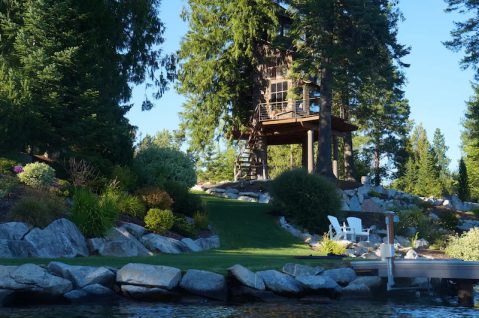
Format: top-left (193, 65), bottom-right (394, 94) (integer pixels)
top-left (1, 298), bottom-right (478, 318)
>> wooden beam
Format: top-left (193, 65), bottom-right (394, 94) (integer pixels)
top-left (300, 122), bottom-right (345, 137)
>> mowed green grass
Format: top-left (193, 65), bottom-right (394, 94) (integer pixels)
top-left (0, 192), bottom-right (346, 274)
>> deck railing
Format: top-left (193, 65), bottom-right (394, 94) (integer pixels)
top-left (266, 65), bottom-right (289, 79)
top-left (256, 97), bottom-right (321, 122)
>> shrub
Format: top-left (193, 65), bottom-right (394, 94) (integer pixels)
top-left (136, 187), bottom-right (173, 211)
top-left (0, 174), bottom-right (19, 198)
top-left (369, 190), bottom-right (382, 198)
top-left (70, 187), bottom-right (119, 238)
top-left (172, 217), bottom-right (196, 238)
top-left (133, 146), bottom-right (197, 188)
top-left (117, 194), bottom-right (146, 219)
top-left (111, 165), bottom-right (138, 191)
top-left (394, 208), bottom-right (444, 244)
top-left (163, 181), bottom-right (207, 217)
top-left (445, 228), bottom-right (479, 261)
top-left (144, 209), bottom-right (175, 234)
top-left (439, 211), bottom-right (461, 231)
top-left (18, 162), bottom-right (55, 186)
top-left (0, 158), bottom-right (19, 174)
top-left (270, 169), bottom-right (342, 234)
top-left (472, 206), bottom-right (479, 218)
top-left (9, 187), bottom-right (66, 228)
top-left (318, 232), bottom-right (346, 255)
top-left (194, 212), bottom-right (209, 230)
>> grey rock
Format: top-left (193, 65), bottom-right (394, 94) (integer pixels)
top-left (369, 234), bottom-right (382, 244)
top-left (357, 241), bottom-right (372, 248)
top-left (229, 286), bottom-right (287, 303)
top-left (209, 187), bottom-right (225, 193)
top-left (0, 222), bottom-right (29, 240)
top-left (195, 236), bottom-right (220, 250)
top-left (386, 189), bottom-right (397, 198)
top-left (341, 200), bottom-right (351, 211)
top-left (341, 283), bottom-right (373, 299)
top-left (227, 265), bottom-right (265, 290)
top-left (357, 185), bottom-right (370, 196)
top-left (116, 263), bottom-right (181, 290)
top-left (372, 185), bottom-right (383, 194)
top-left (226, 193), bottom-right (239, 200)
top-left (121, 223), bottom-right (148, 240)
top-left (414, 239), bottom-right (429, 249)
top-left (405, 249), bottom-right (419, 259)
top-left (443, 200), bottom-right (453, 208)
top-left (360, 252), bottom-right (381, 259)
top-left (180, 269), bottom-right (228, 301)
top-left (322, 268), bottom-right (357, 286)
top-left (259, 193), bottom-right (271, 204)
top-left (353, 246), bottom-right (369, 256)
top-left (48, 262), bottom-right (115, 288)
top-left (257, 270), bottom-right (307, 297)
top-left (0, 289), bottom-right (15, 307)
top-left (64, 289), bottom-right (89, 302)
top-left (121, 285), bottom-right (180, 302)
top-left (279, 216), bottom-right (287, 226)
top-left (101, 240), bottom-right (151, 257)
top-left (237, 196), bottom-right (256, 202)
top-left (181, 238), bottom-right (203, 252)
top-left (395, 236), bottom-right (411, 247)
top-left (344, 189), bottom-right (356, 197)
top-left (349, 276), bottom-right (382, 289)
top-left (225, 189), bottom-right (239, 194)
top-left (140, 233), bottom-right (192, 254)
top-left (358, 193), bottom-right (364, 204)
top-left (349, 195), bottom-right (362, 212)
top-left (82, 284), bottom-right (120, 301)
top-left (295, 276), bottom-right (342, 293)
top-left (238, 192), bottom-right (260, 198)
top-left (342, 193), bottom-right (350, 205)
top-left (23, 219), bottom-right (89, 258)
top-left (282, 263), bottom-right (324, 277)
top-left (0, 240), bottom-right (34, 258)
top-left (0, 264), bottom-right (72, 297)
top-left (86, 238), bottom-right (107, 254)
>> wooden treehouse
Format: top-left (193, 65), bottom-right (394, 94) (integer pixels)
top-left (232, 6), bottom-right (358, 181)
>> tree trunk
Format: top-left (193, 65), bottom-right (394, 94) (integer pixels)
top-left (374, 134), bottom-right (381, 186)
top-left (316, 56), bottom-right (335, 179)
top-left (342, 90), bottom-right (357, 181)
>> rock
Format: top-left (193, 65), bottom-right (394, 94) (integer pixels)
top-left (259, 193), bottom-right (271, 204)
top-left (102, 240), bottom-right (154, 257)
top-left (463, 202), bottom-right (473, 212)
top-left (451, 195), bottom-right (464, 211)
top-left (405, 249), bottom-right (419, 259)
top-left (121, 285), bottom-right (180, 302)
top-left (283, 263), bottom-right (324, 277)
top-left (360, 252), bottom-right (380, 259)
top-left (344, 189), bottom-right (356, 197)
top-left (349, 276), bottom-right (382, 289)
top-left (281, 223), bottom-right (301, 237)
top-left (209, 188), bottom-right (225, 193)
top-left (369, 234), bottom-right (382, 244)
top-left (225, 189), bottom-right (239, 194)
top-left (141, 233), bottom-right (192, 254)
top-left (229, 286), bottom-right (287, 303)
top-left (117, 264), bottom-right (181, 290)
top-left (237, 196), bottom-right (257, 202)
top-left (358, 193), bottom-right (364, 204)
top-left (224, 193), bottom-right (238, 200)
top-left (349, 195), bottom-right (362, 212)
top-left (361, 199), bottom-right (380, 213)
top-left (257, 270), bottom-right (307, 297)
top-left (295, 276), bottom-right (342, 293)
top-left (191, 185), bottom-right (205, 191)
top-left (195, 236), bottom-right (220, 250)
top-left (443, 200), bottom-right (453, 208)
top-left (238, 192), bottom-right (260, 198)
top-left (322, 268), bottom-right (356, 286)
top-left (358, 241), bottom-right (372, 248)
top-left (63, 289), bottom-right (89, 302)
top-left (353, 246), bottom-right (369, 256)
top-left (357, 185), bottom-right (370, 196)
top-left (121, 223), bottom-right (148, 240)
top-left (86, 238), bottom-right (107, 254)
top-left (48, 262), bottom-right (115, 288)
top-left (180, 269), bottom-right (228, 301)
top-left (386, 188), bottom-right (397, 198)
top-left (181, 238), bottom-right (203, 252)
top-left (342, 193), bottom-right (350, 205)
top-left (0, 240), bottom-right (34, 258)
top-left (414, 239), bottom-right (429, 249)
top-left (406, 227), bottom-right (417, 237)
top-left (227, 265), bottom-right (265, 290)
top-left (0, 264), bottom-right (72, 297)
top-left (22, 219), bottom-right (89, 258)
top-left (279, 216), bottom-right (287, 226)
top-left (0, 289), bottom-right (15, 306)
top-left (341, 283), bottom-right (373, 299)
top-left (395, 236), bottom-right (411, 247)
top-left (371, 197), bottom-right (386, 211)
top-left (66, 284), bottom-right (120, 302)
top-left (372, 185), bottom-right (383, 194)
top-left (0, 222), bottom-right (29, 240)
top-left (341, 200), bottom-right (351, 211)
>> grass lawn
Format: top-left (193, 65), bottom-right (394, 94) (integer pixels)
top-left (0, 192), bottom-right (348, 274)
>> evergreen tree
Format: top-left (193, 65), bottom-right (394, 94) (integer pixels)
top-left (137, 130), bottom-right (184, 152)
top-left (461, 84), bottom-right (479, 198)
top-left (268, 144), bottom-right (302, 179)
top-left (196, 144), bottom-right (236, 183)
top-left (432, 128), bottom-right (453, 194)
top-left (403, 157), bottom-right (417, 195)
top-left (415, 146), bottom-right (443, 198)
top-left (457, 157), bottom-right (470, 201)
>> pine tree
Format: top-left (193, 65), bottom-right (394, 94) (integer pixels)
top-left (403, 157), bottom-right (417, 195)
top-left (432, 128), bottom-right (452, 193)
top-left (461, 84), bottom-right (479, 198)
top-left (457, 157), bottom-right (470, 201)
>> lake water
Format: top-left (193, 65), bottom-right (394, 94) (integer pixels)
top-left (1, 298), bottom-right (478, 318)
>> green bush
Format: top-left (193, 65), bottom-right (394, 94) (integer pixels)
top-left (194, 211), bottom-right (209, 230)
top-left (117, 194), bottom-right (146, 219)
top-left (394, 208), bottom-right (444, 244)
top-left (439, 211), bottom-right (461, 231)
top-left (136, 187), bottom-right (173, 210)
top-left (172, 217), bottom-right (196, 238)
top-left (472, 206), bottom-right (479, 218)
top-left (445, 227), bottom-right (479, 260)
top-left (144, 209), bottom-right (175, 234)
top-left (133, 146), bottom-right (197, 188)
top-left (111, 165), bottom-right (138, 191)
top-left (318, 232), bottom-right (346, 255)
top-left (163, 181), bottom-right (207, 217)
top-left (270, 169), bottom-right (342, 234)
top-left (369, 190), bottom-right (382, 198)
top-left (0, 158), bottom-right (19, 174)
top-left (70, 187), bottom-right (119, 238)
top-left (0, 174), bottom-right (19, 197)
top-left (9, 187), bottom-right (66, 228)
top-left (18, 162), bottom-right (55, 186)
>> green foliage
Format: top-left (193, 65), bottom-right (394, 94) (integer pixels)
top-left (116, 194), bottom-right (146, 219)
top-left (472, 206), bottom-right (479, 218)
top-left (369, 190), bottom-right (382, 198)
top-left (111, 166), bottom-right (138, 191)
top-left (196, 143), bottom-right (235, 183)
top-left (433, 128), bottom-right (453, 194)
top-left (163, 181), bottom-right (207, 217)
top-left (172, 217), bottom-right (196, 238)
top-left (267, 145), bottom-right (302, 180)
top-left (0, 174), bottom-right (19, 198)
top-left (271, 169), bottom-right (342, 234)
top-left (134, 146), bottom-right (197, 188)
top-left (136, 187), bottom-right (173, 211)
top-left (0, 158), bottom-right (19, 174)
top-left (409, 232), bottom-right (419, 248)
top-left (394, 208), bottom-right (444, 244)
top-left (318, 232), bottom-right (346, 255)
top-left (445, 228), bottom-right (479, 261)
top-left (194, 212), bottom-right (209, 231)
top-left (457, 157), bottom-right (470, 201)
top-left (439, 211), bottom-right (461, 231)
top-left (18, 163), bottom-right (55, 187)
top-left (9, 187), bottom-right (66, 228)
top-left (144, 209), bottom-right (174, 234)
top-left (70, 187), bottom-right (119, 238)
top-left (137, 129), bottom-right (184, 152)
top-left (462, 85), bottom-right (479, 199)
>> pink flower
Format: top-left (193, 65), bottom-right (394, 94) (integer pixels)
top-left (14, 166), bottom-right (23, 173)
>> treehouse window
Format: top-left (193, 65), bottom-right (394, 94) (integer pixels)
top-left (270, 82), bottom-right (288, 111)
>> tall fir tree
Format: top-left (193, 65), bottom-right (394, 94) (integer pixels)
top-left (457, 157), bottom-right (470, 201)
top-left (403, 157), bottom-right (417, 195)
top-left (432, 128), bottom-right (453, 194)
top-left (415, 146), bottom-right (443, 198)
top-left (461, 84), bottom-right (479, 198)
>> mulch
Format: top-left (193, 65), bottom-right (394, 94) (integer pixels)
top-left (417, 249), bottom-right (452, 260)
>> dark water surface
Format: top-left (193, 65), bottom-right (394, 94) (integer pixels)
top-left (1, 299), bottom-right (479, 318)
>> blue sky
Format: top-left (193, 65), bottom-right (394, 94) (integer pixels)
top-left (126, 0), bottom-right (475, 172)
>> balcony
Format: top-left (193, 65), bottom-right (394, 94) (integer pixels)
top-left (257, 98), bottom-right (320, 122)
top-left (266, 65), bottom-right (289, 79)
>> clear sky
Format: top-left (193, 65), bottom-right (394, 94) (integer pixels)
top-left (126, 0), bottom-right (475, 172)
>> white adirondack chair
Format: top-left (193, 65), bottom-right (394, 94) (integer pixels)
top-left (346, 217), bottom-right (372, 242)
top-left (328, 215), bottom-right (356, 241)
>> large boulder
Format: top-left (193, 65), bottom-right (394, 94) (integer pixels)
top-left (361, 199), bottom-right (380, 213)
top-left (180, 269), bottom-right (228, 302)
top-left (282, 263), bottom-right (324, 277)
top-left (238, 192), bottom-right (260, 198)
top-left (295, 276), bottom-right (342, 294)
top-left (227, 265), bottom-right (265, 290)
top-left (121, 285), bottom-right (180, 302)
top-left (86, 238), bottom-right (107, 254)
top-left (195, 236), bottom-right (220, 250)
top-left (121, 223), bottom-right (148, 240)
top-left (140, 233), bottom-right (192, 254)
top-left (225, 188), bottom-right (239, 194)
top-left (341, 283), bottom-right (373, 299)
top-left (181, 238), bottom-right (203, 252)
top-left (0, 222), bottom-right (29, 240)
top-left (48, 262), bottom-right (115, 288)
top-left (349, 276), bottom-right (382, 289)
top-left (405, 249), bottom-right (419, 259)
top-left (22, 219), bottom-right (89, 258)
top-left (229, 286), bottom-right (287, 303)
top-left (64, 284), bottom-right (120, 303)
top-left (349, 195), bottom-right (362, 212)
top-left (396, 236), bottom-right (411, 247)
top-left (259, 194), bottom-right (271, 204)
top-left (369, 234), bottom-right (382, 244)
top-left (116, 264), bottom-right (181, 290)
top-left (414, 239), bottom-right (429, 249)
top-left (386, 189), bottom-right (397, 198)
top-left (0, 240), bottom-right (34, 258)
top-left (257, 270), bottom-right (307, 297)
top-left (100, 227), bottom-right (153, 257)
top-left (0, 264), bottom-right (72, 297)
top-left (322, 268), bottom-right (356, 286)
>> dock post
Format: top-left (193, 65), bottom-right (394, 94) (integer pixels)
top-left (333, 135), bottom-right (339, 178)
top-left (384, 211), bottom-right (398, 290)
top-left (307, 129), bottom-right (313, 173)
top-left (457, 279), bottom-right (475, 307)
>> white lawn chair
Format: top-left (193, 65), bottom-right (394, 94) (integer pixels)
top-left (328, 215), bottom-right (356, 241)
top-left (346, 217), bottom-right (372, 242)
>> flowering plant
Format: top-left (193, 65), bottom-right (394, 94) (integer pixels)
top-left (14, 166), bottom-right (24, 173)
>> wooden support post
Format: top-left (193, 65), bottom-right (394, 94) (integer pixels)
top-left (333, 135), bottom-right (339, 178)
top-left (457, 279), bottom-right (475, 307)
top-left (302, 135), bottom-right (308, 169)
top-left (308, 129), bottom-right (314, 173)
top-left (254, 136), bottom-right (268, 180)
